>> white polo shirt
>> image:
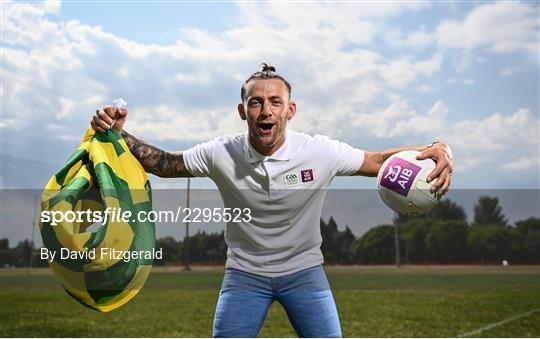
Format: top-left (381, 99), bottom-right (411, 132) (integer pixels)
top-left (183, 130), bottom-right (364, 277)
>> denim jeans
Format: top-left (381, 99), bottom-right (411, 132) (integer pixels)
top-left (213, 265), bottom-right (341, 338)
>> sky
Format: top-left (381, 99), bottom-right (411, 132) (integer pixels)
top-left (1, 1), bottom-right (539, 241)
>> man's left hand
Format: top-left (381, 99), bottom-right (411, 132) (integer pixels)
top-left (416, 143), bottom-right (453, 195)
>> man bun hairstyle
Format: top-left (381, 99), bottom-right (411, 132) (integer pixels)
top-left (241, 63), bottom-right (292, 102)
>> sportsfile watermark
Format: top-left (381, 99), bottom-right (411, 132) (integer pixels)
top-left (40, 206), bottom-right (253, 226)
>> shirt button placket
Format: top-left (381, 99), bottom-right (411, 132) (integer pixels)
top-left (260, 161), bottom-right (272, 197)
top-left (267, 164), bottom-right (278, 198)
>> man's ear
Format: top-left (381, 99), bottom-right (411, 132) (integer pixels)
top-left (287, 101), bottom-right (297, 121)
top-left (238, 103), bottom-right (247, 120)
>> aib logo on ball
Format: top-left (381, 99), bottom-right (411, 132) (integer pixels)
top-left (380, 158), bottom-right (421, 196)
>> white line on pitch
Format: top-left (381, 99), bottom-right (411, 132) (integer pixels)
top-left (457, 308), bottom-right (540, 338)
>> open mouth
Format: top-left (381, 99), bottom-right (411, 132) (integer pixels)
top-left (257, 123), bottom-right (275, 135)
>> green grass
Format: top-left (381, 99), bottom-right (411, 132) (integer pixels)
top-left (1, 266), bottom-right (539, 337)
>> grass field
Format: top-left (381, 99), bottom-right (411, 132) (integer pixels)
top-left (1, 266), bottom-right (539, 337)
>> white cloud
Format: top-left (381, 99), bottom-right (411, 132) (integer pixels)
top-left (350, 100), bottom-right (448, 139)
top-left (127, 104), bottom-right (244, 142)
top-left (378, 53), bottom-right (443, 89)
top-left (42, 0), bottom-right (60, 14)
top-left (436, 2), bottom-right (539, 54)
top-left (57, 97), bottom-right (75, 119)
top-left (347, 101), bottom-right (539, 173)
top-left (415, 53), bottom-right (444, 76)
top-left (385, 25), bottom-right (435, 50)
top-left (502, 157), bottom-right (534, 171)
top-left (0, 1), bottom-right (538, 188)
top-left (378, 60), bottom-right (418, 89)
top-left (449, 109), bottom-right (539, 171)
top-left (406, 29), bottom-right (435, 50)
top-left (463, 79), bottom-right (475, 85)
top-left (1, 1), bottom-right (445, 142)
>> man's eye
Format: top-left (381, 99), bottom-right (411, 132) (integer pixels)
top-left (249, 101), bottom-right (261, 106)
top-left (271, 101), bottom-right (282, 106)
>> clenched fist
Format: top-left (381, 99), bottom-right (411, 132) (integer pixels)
top-left (90, 105), bottom-right (128, 133)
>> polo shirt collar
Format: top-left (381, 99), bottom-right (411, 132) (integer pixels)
top-left (244, 131), bottom-right (291, 163)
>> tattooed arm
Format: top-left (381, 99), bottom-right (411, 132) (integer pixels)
top-left (121, 130), bottom-right (193, 178)
top-left (91, 105), bottom-right (193, 177)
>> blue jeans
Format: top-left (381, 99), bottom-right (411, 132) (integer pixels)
top-left (213, 265), bottom-right (341, 338)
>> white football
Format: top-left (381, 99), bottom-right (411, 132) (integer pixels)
top-left (377, 150), bottom-right (441, 215)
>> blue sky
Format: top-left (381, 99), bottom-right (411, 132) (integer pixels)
top-left (1, 1), bottom-right (539, 191)
top-left (59, 2), bottom-right (238, 43)
top-left (1, 1), bottom-right (539, 243)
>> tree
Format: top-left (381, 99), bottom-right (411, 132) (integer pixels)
top-left (0, 239), bottom-right (8, 250)
top-left (352, 225), bottom-right (395, 264)
top-left (320, 217), bottom-right (340, 264)
top-left (182, 231), bottom-right (207, 264)
top-left (0, 238), bottom-right (13, 267)
top-left (395, 199), bottom-right (468, 264)
top-left (473, 196), bottom-right (507, 226)
top-left (468, 224), bottom-right (512, 264)
top-left (155, 236), bottom-right (181, 266)
top-left (512, 217), bottom-right (540, 262)
top-left (400, 220), bottom-right (430, 264)
top-left (178, 231), bottom-right (227, 265)
top-left (515, 217), bottom-right (540, 233)
top-left (336, 226), bottom-right (355, 264)
top-left (13, 240), bottom-right (34, 267)
top-left (204, 231), bottom-right (227, 265)
top-left (425, 220), bottom-right (470, 263)
top-left (427, 199), bottom-right (467, 222)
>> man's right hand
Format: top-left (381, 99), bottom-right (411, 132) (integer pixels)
top-left (90, 105), bottom-right (128, 133)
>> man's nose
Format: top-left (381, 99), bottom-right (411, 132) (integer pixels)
top-left (261, 101), bottom-right (273, 116)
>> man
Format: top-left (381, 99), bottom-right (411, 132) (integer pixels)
top-left (91, 63), bottom-right (453, 337)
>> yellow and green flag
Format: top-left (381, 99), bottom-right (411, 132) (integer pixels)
top-left (40, 128), bottom-right (155, 313)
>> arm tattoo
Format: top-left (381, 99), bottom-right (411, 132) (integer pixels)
top-left (121, 130), bottom-right (193, 178)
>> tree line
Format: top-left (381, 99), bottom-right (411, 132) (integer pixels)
top-left (1, 196), bottom-right (538, 267)
top-left (354, 197), bottom-right (539, 265)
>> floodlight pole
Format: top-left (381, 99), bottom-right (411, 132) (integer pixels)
top-left (184, 178), bottom-right (191, 271)
top-left (394, 220), bottom-right (401, 268)
top-left (27, 194), bottom-right (38, 274)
